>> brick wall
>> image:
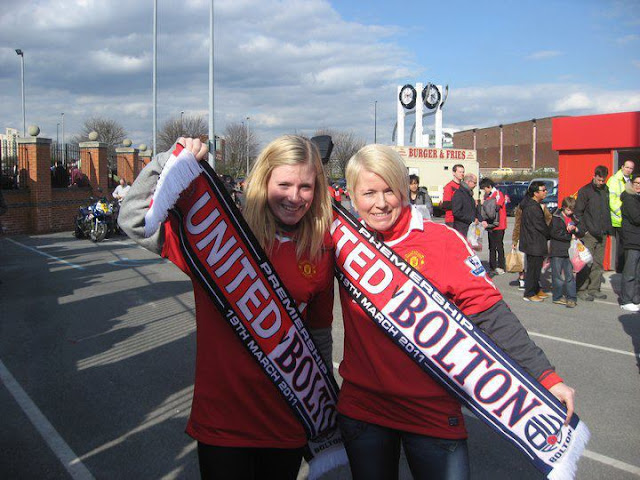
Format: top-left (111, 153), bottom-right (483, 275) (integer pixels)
top-left (1, 189), bottom-right (31, 235)
top-left (1, 136), bottom-right (114, 235)
top-left (454, 117), bottom-right (560, 171)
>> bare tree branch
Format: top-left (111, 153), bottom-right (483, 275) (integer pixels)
top-left (221, 122), bottom-right (259, 177)
top-left (70, 117), bottom-right (127, 148)
top-left (158, 114), bottom-right (209, 153)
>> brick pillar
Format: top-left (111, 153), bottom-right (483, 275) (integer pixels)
top-left (115, 147), bottom-right (140, 185)
top-left (79, 141), bottom-right (109, 194)
top-left (139, 150), bottom-right (153, 171)
top-left (18, 136), bottom-right (52, 233)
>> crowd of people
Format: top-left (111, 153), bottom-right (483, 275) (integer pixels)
top-left (438, 160), bottom-right (638, 311)
top-left (50, 160), bottom-right (91, 188)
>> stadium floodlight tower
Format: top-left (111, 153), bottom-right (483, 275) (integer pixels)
top-left (395, 82), bottom-right (448, 148)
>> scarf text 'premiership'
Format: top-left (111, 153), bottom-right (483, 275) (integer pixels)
top-left (147, 144), bottom-right (345, 479)
top-left (331, 202), bottom-right (589, 480)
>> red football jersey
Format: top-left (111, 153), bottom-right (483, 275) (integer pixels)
top-left (443, 180), bottom-right (461, 223)
top-left (162, 217), bottom-right (334, 448)
top-left (337, 207), bottom-right (502, 439)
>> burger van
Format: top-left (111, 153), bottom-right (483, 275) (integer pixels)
top-left (391, 146), bottom-right (480, 215)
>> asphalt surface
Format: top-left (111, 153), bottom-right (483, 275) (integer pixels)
top-left (1, 215), bottom-right (639, 480)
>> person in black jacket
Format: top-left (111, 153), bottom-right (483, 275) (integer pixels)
top-left (619, 179), bottom-right (640, 311)
top-left (575, 165), bottom-right (614, 301)
top-left (550, 197), bottom-right (583, 308)
top-left (519, 181), bottom-right (550, 302)
top-left (451, 173), bottom-right (479, 236)
top-left (408, 174), bottom-right (433, 218)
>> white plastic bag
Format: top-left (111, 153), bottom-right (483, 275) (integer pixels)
top-left (467, 223), bottom-right (485, 251)
top-left (569, 238), bottom-right (592, 273)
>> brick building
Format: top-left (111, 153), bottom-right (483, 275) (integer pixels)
top-left (453, 117), bottom-right (561, 174)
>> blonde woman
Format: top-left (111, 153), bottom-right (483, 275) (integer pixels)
top-left (120, 135), bottom-right (334, 480)
top-left (335, 144), bottom-right (575, 480)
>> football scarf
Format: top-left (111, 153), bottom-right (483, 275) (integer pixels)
top-left (144, 144), bottom-right (346, 479)
top-left (331, 202), bottom-right (589, 480)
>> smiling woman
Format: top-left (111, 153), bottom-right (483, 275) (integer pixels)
top-left (118, 135), bottom-right (337, 480)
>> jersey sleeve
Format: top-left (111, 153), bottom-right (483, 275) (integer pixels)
top-left (160, 216), bottom-right (192, 276)
top-left (439, 228), bottom-right (502, 315)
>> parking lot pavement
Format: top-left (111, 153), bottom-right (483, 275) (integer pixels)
top-left (1, 228), bottom-right (639, 480)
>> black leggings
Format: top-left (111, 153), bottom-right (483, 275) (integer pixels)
top-left (197, 443), bottom-right (304, 480)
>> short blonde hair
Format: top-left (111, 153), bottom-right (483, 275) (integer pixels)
top-left (346, 144), bottom-right (409, 206)
top-left (244, 135), bottom-right (331, 260)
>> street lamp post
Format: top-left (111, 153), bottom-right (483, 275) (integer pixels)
top-left (61, 113), bottom-right (65, 165)
top-left (374, 100), bottom-right (377, 144)
top-left (181, 111), bottom-right (184, 135)
top-left (152, 0), bottom-right (158, 156)
top-left (245, 116), bottom-right (250, 175)
top-left (15, 49), bottom-right (25, 137)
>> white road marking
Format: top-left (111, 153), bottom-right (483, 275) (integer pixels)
top-left (528, 331), bottom-right (639, 359)
top-left (5, 238), bottom-right (85, 270)
top-left (582, 449), bottom-right (640, 476)
top-left (331, 365), bottom-right (640, 476)
top-left (0, 359), bottom-right (95, 480)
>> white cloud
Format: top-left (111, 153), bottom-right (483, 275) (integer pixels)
top-left (553, 93), bottom-right (592, 111)
top-left (617, 34), bottom-right (639, 43)
top-left (0, 0), bottom-right (638, 151)
top-left (526, 50), bottom-right (563, 60)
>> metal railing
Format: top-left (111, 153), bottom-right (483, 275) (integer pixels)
top-left (1, 140), bottom-right (28, 190)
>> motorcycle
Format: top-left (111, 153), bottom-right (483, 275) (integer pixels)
top-left (74, 197), bottom-right (116, 242)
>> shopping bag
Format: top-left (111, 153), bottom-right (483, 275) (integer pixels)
top-left (467, 223), bottom-right (484, 251)
top-left (569, 238), bottom-right (590, 273)
top-left (506, 248), bottom-right (524, 273)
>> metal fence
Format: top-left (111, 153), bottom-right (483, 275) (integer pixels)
top-left (1, 139), bottom-right (28, 190)
top-left (108, 149), bottom-right (117, 188)
top-left (51, 142), bottom-right (80, 168)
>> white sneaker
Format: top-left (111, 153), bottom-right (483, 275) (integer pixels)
top-left (620, 303), bottom-right (640, 312)
top-left (495, 268), bottom-right (505, 275)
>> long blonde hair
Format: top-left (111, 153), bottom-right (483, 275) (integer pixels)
top-left (244, 135), bottom-right (331, 260)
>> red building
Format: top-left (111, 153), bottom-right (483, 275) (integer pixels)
top-left (553, 111), bottom-right (640, 270)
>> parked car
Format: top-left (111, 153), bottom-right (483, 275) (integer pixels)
top-left (491, 167), bottom-right (514, 177)
top-left (496, 183), bottom-right (528, 216)
top-left (542, 192), bottom-right (558, 214)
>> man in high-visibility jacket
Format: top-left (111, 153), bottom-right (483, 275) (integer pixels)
top-left (607, 160), bottom-right (635, 273)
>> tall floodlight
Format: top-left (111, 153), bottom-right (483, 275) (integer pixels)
top-left (245, 117), bottom-right (251, 174)
top-left (152, 0), bottom-right (158, 156)
top-left (15, 49), bottom-right (25, 137)
top-left (374, 100), bottom-right (377, 144)
top-left (61, 113), bottom-right (65, 164)
top-left (208, 0), bottom-right (215, 167)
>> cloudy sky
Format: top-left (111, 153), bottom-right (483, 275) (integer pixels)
top-left (0, 0), bottom-right (639, 151)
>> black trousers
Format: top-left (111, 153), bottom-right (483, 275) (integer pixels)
top-left (524, 255), bottom-right (544, 298)
top-left (487, 229), bottom-right (506, 270)
top-left (614, 227), bottom-right (625, 273)
top-left (197, 443), bottom-right (304, 480)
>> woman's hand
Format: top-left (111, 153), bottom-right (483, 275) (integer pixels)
top-left (177, 137), bottom-right (209, 161)
top-left (549, 382), bottom-right (576, 426)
